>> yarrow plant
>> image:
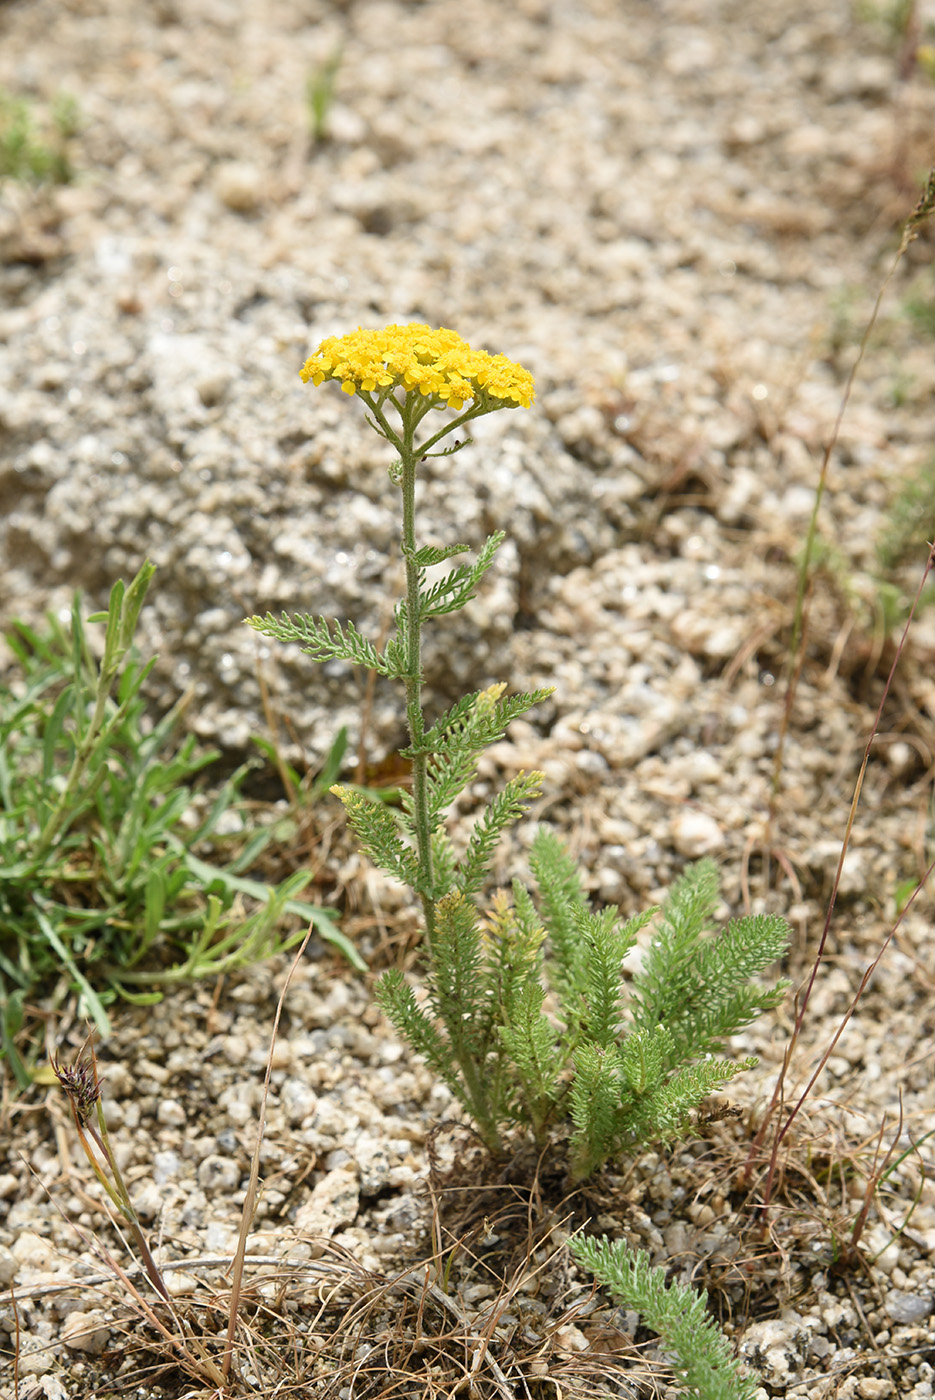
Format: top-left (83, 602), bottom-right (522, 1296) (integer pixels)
top-left (248, 322), bottom-right (790, 1182)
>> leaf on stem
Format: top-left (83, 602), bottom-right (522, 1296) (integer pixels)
top-left (630, 861), bottom-right (791, 1064)
top-left (497, 979), bottom-right (561, 1137)
top-left (245, 612), bottom-right (406, 678)
top-left (569, 1042), bottom-right (621, 1178)
top-left (570, 1234), bottom-right (760, 1400)
top-left (578, 905), bottom-right (653, 1050)
top-left (456, 769), bottom-right (544, 897)
top-left (332, 785), bottom-right (421, 891)
top-left (529, 827), bottom-right (590, 1011)
top-left (375, 968), bottom-right (465, 1107)
top-left (417, 531), bottom-right (505, 620)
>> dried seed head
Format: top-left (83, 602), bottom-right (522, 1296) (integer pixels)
top-left (54, 1057), bottom-right (103, 1126)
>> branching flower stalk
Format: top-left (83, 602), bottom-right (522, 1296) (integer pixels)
top-left (249, 325), bottom-right (541, 954)
top-left (249, 322), bottom-right (791, 1169)
top-left (308, 327), bottom-right (535, 950)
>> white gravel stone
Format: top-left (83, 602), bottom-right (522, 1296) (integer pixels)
top-left (294, 1167), bottom-right (360, 1242)
top-left (197, 1155), bottom-right (241, 1191)
top-left (213, 161), bottom-right (265, 212)
top-left (11, 1231), bottom-right (55, 1271)
top-left (61, 1310), bottom-right (110, 1354)
top-left (157, 1098), bottom-right (187, 1127)
top-left (671, 809), bottom-right (725, 857)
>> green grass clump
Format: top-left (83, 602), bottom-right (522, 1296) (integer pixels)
top-left (0, 562), bottom-right (360, 1088)
top-left (305, 48), bottom-right (342, 145)
top-left (0, 88), bottom-right (79, 186)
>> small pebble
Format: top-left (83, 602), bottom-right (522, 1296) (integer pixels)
top-left (213, 161), bottom-right (264, 212)
top-left (157, 1098), bottom-right (187, 1127)
top-left (884, 1291), bottom-right (934, 1325)
top-left (61, 1310), bottom-right (111, 1355)
top-left (671, 809), bottom-right (724, 857)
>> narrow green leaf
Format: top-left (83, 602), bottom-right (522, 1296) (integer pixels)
top-left (41, 684), bottom-right (74, 785)
top-left (33, 905), bottom-right (112, 1038)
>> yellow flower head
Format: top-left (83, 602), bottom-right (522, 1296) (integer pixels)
top-left (300, 323), bottom-right (535, 411)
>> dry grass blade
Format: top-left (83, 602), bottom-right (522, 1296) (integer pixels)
top-left (222, 920), bottom-right (316, 1384)
top-left (750, 539), bottom-right (935, 1209)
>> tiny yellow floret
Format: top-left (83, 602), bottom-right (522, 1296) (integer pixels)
top-left (300, 323), bottom-right (535, 411)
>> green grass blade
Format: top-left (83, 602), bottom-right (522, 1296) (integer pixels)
top-left (33, 905), bottom-right (112, 1037)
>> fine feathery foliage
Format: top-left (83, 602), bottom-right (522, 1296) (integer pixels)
top-left (629, 857), bottom-right (791, 1066)
top-left (376, 833), bottom-right (790, 1172)
top-left (570, 1234), bottom-right (759, 1400)
top-left (1, 562), bottom-right (359, 1088)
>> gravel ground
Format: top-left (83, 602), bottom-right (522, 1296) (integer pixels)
top-left (2, 0), bottom-right (935, 1395)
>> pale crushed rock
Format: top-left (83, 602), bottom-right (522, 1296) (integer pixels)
top-left (59, 1310), bottom-right (111, 1355)
top-left (293, 1166), bottom-right (360, 1243)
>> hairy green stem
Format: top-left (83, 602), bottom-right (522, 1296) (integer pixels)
top-left (456, 1052), bottom-right (503, 1154)
top-left (398, 412), bottom-right (436, 946)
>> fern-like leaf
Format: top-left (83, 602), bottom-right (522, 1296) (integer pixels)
top-left (430, 890), bottom-right (489, 1064)
top-left (481, 887), bottom-right (545, 1019)
top-left (625, 1053), bottom-right (756, 1145)
top-left (636, 860), bottom-right (720, 1021)
top-left (332, 785), bottom-right (420, 890)
top-left (529, 827), bottom-right (589, 1009)
top-left (569, 1042), bottom-right (621, 1179)
top-left (245, 612), bottom-right (405, 677)
top-left (579, 905), bottom-right (655, 1049)
top-left (618, 1024), bottom-right (675, 1098)
top-left (429, 828), bottom-right (457, 901)
top-left (419, 530), bottom-right (505, 619)
top-left (570, 1235), bottom-right (759, 1400)
top-left (456, 770), bottom-right (544, 897)
top-left (375, 969), bottom-right (462, 1102)
top-left (498, 979), bottom-right (561, 1137)
top-left (630, 864), bottom-right (790, 1065)
top-left (407, 543), bottom-right (472, 567)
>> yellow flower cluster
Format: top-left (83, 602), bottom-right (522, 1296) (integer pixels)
top-left (300, 323), bottom-right (535, 412)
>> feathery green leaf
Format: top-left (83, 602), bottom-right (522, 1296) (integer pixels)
top-left (571, 1235), bottom-right (759, 1400)
top-left (456, 770), bottom-right (544, 897)
top-left (332, 785), bottom-right (420, 889)
top-left (245, 612), bottom-right (405, 677)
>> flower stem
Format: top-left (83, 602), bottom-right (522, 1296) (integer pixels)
top-left (398, 419), bottom-right (436, 947)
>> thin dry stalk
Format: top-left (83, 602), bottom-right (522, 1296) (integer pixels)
top-left (770, 165), bottom-right (935, 828)
top-left (749, 541), bottom-right (935, 1209)
top-left (7, 1283), bottom-right (21, 1399)
top-left (746, 173), bottom-right (935, 1177)
top-left (221, 920), bottom-right (315, 1384)
top-left (845, 1096), bottom-right (904, 1261)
